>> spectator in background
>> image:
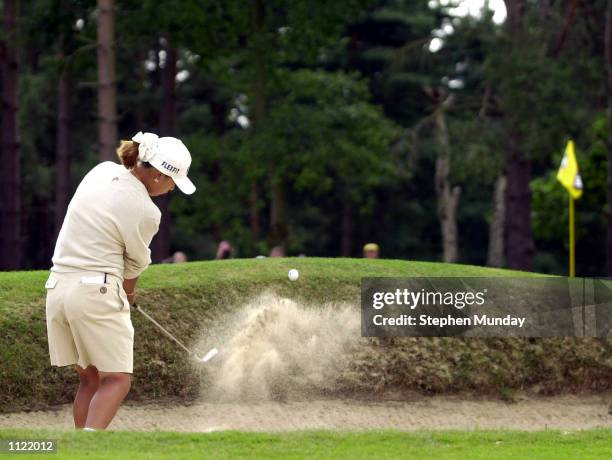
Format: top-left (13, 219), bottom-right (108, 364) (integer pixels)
top-left (216, 240), bottom-right (233, 259)
top-left (270, 246), bottom-right (285, 257)
top-left (363, 243), bottom-right (379, 259)
top-left (162, 251), bottom-right (188, 263)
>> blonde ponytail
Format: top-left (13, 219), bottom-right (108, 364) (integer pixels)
top-left (116, 140), bottom-right (139, 169)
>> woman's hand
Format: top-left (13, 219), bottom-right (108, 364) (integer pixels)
top-left (123, 276), bottom-right (139, 306)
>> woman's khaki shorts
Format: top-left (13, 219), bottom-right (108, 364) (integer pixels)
top-left (45, 271), bottom-right (134, 373)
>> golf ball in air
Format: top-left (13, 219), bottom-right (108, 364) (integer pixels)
top-left (288, 269), bottom-right (299, 281)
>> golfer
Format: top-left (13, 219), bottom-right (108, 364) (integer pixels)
top-left (45, 131), bottom-right (195, 431)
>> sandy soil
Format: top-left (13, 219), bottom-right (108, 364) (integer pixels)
top-left (1, 395), bottom-right (610, 432)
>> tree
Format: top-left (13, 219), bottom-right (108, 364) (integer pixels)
top-left (13, 0), bottom-right (97, 268)
top-left (151, 38), bottom-right (177, 262)
top-left (606, 0), bottom-right (612, 275)
top-left (500, 0), bottom-right (535, 270)
top-left (54, 0), bottom-right (82, 241)
top-left (96, 0), bottom-right (117, 161)
top-left (241, 70), bottom-right (400, 255)
top-left (345, 0), bottom-right (461, 261)
top-left (487, 175), bottom-right (506, 267)
top-left (228, 0), bottom-right (371, 250)
top-left (116, 0), bottom-right (238, 260)
top-left (486, 0), bottom-right (598, 271)
top-left (0, 0), bottom-right (22, 269)
top-left (432, 92), bottom-right (460, 263)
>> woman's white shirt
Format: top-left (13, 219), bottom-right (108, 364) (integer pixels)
top-left (51, 161), bottom-right (161, 280)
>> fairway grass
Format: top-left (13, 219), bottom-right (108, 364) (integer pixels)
top-left (0, 428), bottom-right (610, 459)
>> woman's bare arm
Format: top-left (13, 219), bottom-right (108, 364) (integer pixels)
top-left (123, 277), bottom-right (139, 305)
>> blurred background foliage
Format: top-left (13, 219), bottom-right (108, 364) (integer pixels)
top-left (2, 0), bottom-right (611, 276)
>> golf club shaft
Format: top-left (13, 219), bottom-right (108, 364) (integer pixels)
top-left (133, 303), bottom-right (193, 356)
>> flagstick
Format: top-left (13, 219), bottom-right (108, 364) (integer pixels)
top-left (569, 194), bottom-right (575, 277)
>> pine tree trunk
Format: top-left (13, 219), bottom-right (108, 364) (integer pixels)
top-left (504, 144), bottom-right (534, 270)
top-left (249, 0), bottom-right (265, 242)
top-left (96, 0), bottom-right (117, 161)
top-left (487, 174), bottom-right (506, 267)
top-left (135, 46), bottom-right (147, 128)
top-left (250, 184), bottom-right (261, 237)
top-left (0, 0), bottom-right (21, 270)
top-left (605, 0), bottom-right (612, 275)
top-left (269, 178), bottom-right (287, 248)
top-left (152, 41), bottom-right (176, 263)
top-left (434, 96), bottom-right (460, 263)
top-left (39, 196), bottom-right (52, 268)
top-left (502, 0), bottom-right (534, 271)
top-left (253, 0), bottom-right (267, 127)
top-left (210, 100), bottom-right (226, 241)
top-left (55, 69), bottom-right (73, 241)
top-left (341, 202), bottom-right (352, 257)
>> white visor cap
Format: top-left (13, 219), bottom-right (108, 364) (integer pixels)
top-left (133, 131), bottom-right (196, 195)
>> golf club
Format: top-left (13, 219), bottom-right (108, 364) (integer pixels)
top-left (133, 302), bottom-right (218, 363)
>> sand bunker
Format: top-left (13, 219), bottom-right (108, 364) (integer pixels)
top-left (1, 396), bottom-right (610, 432)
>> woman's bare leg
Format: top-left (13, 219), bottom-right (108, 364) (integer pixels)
top-left (74, 365), bottom-right (99, 428)
top-left (84, 371), bottom-right (131, 430)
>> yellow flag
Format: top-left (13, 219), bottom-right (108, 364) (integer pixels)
top-left (557, 140), bottom-right (583, 199)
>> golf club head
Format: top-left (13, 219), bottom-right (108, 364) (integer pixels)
top-left (193, 347), bottom-right (219, 363)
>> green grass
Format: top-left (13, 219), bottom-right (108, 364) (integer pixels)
top-left (1, 258), bottom-right (610, 412)
top-left (0, 258), bottom-right (525, 309)
top-left (1, 428), bottom-right (610, 459)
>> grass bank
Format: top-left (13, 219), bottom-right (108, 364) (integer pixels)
top-left (0, 428), bottom-right (610, 459)
top-left (0, 258), bottom-right (610, 412)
